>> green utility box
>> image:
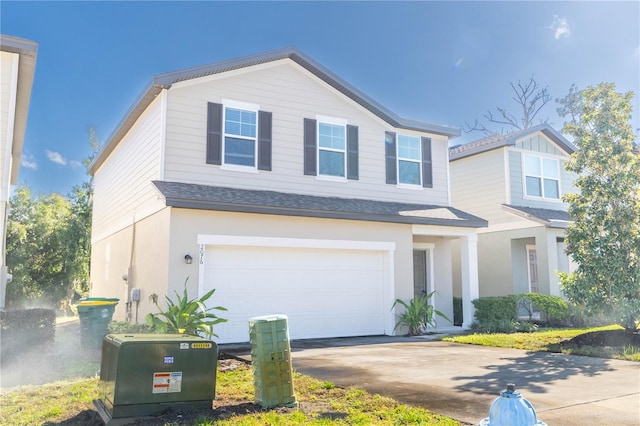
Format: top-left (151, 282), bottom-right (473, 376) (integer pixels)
top-left (94, 334), bottom-right (217, 424)
top-left (249, 315), bottom-right (297, 409)
top-left (76, 297), bottom-right (119, 347)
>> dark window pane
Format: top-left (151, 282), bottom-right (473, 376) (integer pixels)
top-left (319, 150), bottom-right (345, 177)
top-left (224, 137), bottom-right (255, 166)
top-left (399, 160), bottom-right (420, 185)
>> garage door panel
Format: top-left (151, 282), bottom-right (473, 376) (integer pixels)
top-left (203, 245), bottom-right (387, 343)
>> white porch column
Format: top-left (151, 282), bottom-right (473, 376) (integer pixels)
top-left (460, 234), bottom-right (479, 328)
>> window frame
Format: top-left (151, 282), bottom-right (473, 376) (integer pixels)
top-left (522, 154), bottom-right (561, 200)
top-left (396, 133), bottom-right (422, 187)
top-left (316, 115), bottom-right (348, 181)
top-left (221, 100), bottom-right (260, 171)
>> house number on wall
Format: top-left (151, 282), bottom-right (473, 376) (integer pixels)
top-left (199, 245), bottom-right (205, 265)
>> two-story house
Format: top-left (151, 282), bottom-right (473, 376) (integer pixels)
top-left (88, 47), bottom-right (487, 343)
top-left (449, 124), bottom-right (577, 300)
top-left (0, 35), bottom-right (38, 309)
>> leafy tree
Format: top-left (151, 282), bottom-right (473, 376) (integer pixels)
top-left (557, 83), bottom-right (640, 331)
top-left (5, 128), bottom-right (99, 310)
top-left (6, 186), bottom-right (73, 307)
top-left (464, 75), bottom-right (552, 136)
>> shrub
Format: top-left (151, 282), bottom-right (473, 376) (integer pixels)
top-left (392, 292), bottom-right (451, 335)
top-left (0, 308), bottom-right (56, 360)
top-left (108, 321), bottom-right (155, 334)
top-left (472, 296), bottom-right (518, 323)
top-left (518, 293), bottom-right (569, 326)
top-left (146, 279), bottom-right (227, 338)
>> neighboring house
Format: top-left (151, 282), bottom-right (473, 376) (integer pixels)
top-left (449, 124), bottom-right (577, 299)
top-left (89, 47), bottom-right (487, 344)
top-left (0, 35), bottom-right (38, 309)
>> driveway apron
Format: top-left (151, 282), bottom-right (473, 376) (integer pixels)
top-left (282, 337), bottom-right (640, 426)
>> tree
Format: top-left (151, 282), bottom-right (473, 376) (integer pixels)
top-left (5, 128), bottom-right (99, 310)
top-left (6, 186), bottom-right (74, 307)
top-left (464, 75), bottom-right (552, 136)
top-left (557, 83), bottom-right (640, 331)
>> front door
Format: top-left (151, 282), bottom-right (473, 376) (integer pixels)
top-left (526, 245), bottom-right (539, 293)
top-left (413, 249), bottom-right (429, 298)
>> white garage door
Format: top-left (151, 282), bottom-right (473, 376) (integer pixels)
top-left (202, 244), bottom-right (388, 344)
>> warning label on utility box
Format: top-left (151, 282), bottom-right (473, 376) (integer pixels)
top-left (152, 372), bottom-right (182, 393)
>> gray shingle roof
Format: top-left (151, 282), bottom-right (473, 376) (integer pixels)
top-left (90, 47), bottom-right (460, 174)
top-left (152, 181), bottom-right (488, 228)
top-left (503, 204), bottom-right (572, 228)
top-left (449, 124), bottom-right (576, 161)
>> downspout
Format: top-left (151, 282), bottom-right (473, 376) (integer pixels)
top-left (125, 218), bottom-right (136, 322)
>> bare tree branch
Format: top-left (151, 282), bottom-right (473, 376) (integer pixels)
top-left (464, 75), bottom-right (552, 135)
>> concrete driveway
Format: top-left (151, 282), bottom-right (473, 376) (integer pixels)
top-left (228, 336), bottom-right (640, 426)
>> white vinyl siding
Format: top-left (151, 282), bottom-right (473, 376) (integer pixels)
top-left (0, 51), bottom-right (18, 202)
top-left (92, 95), bottom-right (165, 241)
top-left (515, 134), bottom-right (563, 156)
top-left (449, 148), bottom-right (511, 225)
top-left (163, 60), bottom-right (450, 206)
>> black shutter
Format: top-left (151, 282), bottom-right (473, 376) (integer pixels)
top-left (304, 118), bottom-right (317, 175)
top-left (258, 111), bottom-right (272, 171)
top-left (385, 131), bottom-right (397, 184)
top-left (346, 125), bottom-right (359, 180)
top-left (206, 102), bottom-right (222, 165)
top-left (421, 137), bottom-right (433, 188)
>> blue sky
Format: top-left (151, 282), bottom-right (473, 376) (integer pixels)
top-left (3, 1), bottom-right (639, 195)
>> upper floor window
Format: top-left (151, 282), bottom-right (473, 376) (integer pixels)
top-left (385, 132), bottom-right (432, 188)
top-left (397, 134), bottom-right (422, 185)
top-left (318, 122), bottom-right (346, 177)
top-left (304, 116), bottom-right (358, 180)
top-left (224, 106), bottom-right (257, 167)
top-left (206, 101), bottom-right (272, 171)
top-left (524, 154), bottom-right (560, 199)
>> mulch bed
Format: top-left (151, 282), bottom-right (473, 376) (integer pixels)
top-left (560, 329), bottom-right (640, 348)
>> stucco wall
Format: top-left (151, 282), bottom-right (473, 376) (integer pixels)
top-left (89, 207), bottom-right (171, 322)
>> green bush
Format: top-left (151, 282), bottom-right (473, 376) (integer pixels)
top-left (392, 292), bottom-right (451, 335)
top-left (146, 279), bottom-right (227, 338)
top-left (518, 293), bottom-right (569, 326)
top-left (472, 296), bottom-right (518, 323)
top-left (108, 321), bottom-right (155, 334)
top-left (0, 308), bottom-right (56, 360)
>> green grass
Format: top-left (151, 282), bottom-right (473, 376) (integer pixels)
top-left (0, 364), bottom-right (460, 425)
top-left (443, 324), bottom-right (640, 361)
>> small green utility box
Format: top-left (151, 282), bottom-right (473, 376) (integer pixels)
top-left (249, 314), bottom-right (297, 409)
top-left (94, 334), bottom-right (217, 425)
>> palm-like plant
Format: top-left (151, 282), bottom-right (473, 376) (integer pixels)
top-left (392, 292), bottom-right (451, 335)
top-left (146, 279), bottom-right (227, 338)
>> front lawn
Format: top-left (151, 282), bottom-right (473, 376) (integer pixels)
top-left (0, 360), bottom-right (460, 425)
top-left (443, 325), bottom-right (640, 362)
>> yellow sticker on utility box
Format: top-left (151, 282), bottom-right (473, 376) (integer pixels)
top-left (191, 342), bottom-right (212, 349)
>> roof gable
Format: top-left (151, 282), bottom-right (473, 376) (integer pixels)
top-left (90, 47), bottom-right (460, 174)
top-left (449, 124), bottom-right (576, 161)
